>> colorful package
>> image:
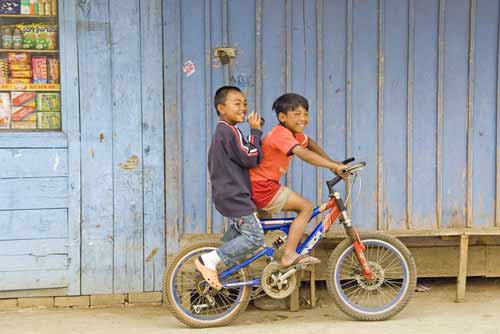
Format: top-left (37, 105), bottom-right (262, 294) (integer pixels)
top-left (9, 62), bottom-right (31, 71)
top-left (37, 111), bottom-right (60, 129)
top-left (11, 105), bottom-right (35, 121)
top-left (7, 52), bottom-right (30, 63)
top-left (47, 57), bottom-right (59, 83)
top-left (0, 0), bottom-right (21, 14)
top-left (36, 92), bottom-right (59, 111)
top-left (0, 92), bottom-right (11, 128)
top-left (11, 91), bottom-right (35, 106)
top-left (10, 70), bottom-right (32, 78)
top-left (9, 78), bottom-right (31, 84)
top-left (32, 56), bottom-right (47, 83)
top-left (0, 57), bottom-right (8, 84)
top-left (11, 120), bottom-right (36, 129)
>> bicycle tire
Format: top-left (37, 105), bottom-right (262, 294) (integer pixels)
top-left (163, 242), bottom-right (251, 328)
top-left (326, 233), bottom-right (417, 321)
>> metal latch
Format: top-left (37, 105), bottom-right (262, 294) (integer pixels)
top-left (214, 47), bottom-right (236, 65)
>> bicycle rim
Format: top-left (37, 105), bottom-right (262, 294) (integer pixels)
top-left (334, 239), bottom-right (410, 315)
top-left (170, 247), bottom-right (248, 322)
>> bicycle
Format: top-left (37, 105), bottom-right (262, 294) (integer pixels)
top-left (163, 158), bottom-right (417, 328)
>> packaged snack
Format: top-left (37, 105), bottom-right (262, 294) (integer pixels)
top-left (37, 111), bottom-right (60, 129)
top-left (2, 27), bottom-right (13, 49)
top-left (9, 77), bottom-right (31, 84)
top-left (11, 120), bottom-right (36, 129)
top-left (12, 28), bottom-right (22, 49)
top-left (10, 70), bottom-right (32, 78)
top-left (9, 62), bottom-right (30, 71)
top-left (51, 0), bottom-right (56, 15)
top-left (0, 92), bottom-right (11, 109)
top-left (0, 111), bottom-right (10, 128)
top-left (8, 52), bottom-right (30, 63)
top-left (0, 57), bottom-right (8, 84)
top-left (20, 0), bottom-right (28, 14)
top-left (0, 0), bottom-right (21, 14)
top-left (11, 91), bottom-right (35, 106)
top-left (32, 56), bottom-right (47, 83)
top-left (18, 24), bottom-right (35, 49)
top-left (36, 92), bottom-right (59, 111)
top-left (47, 57), bottom-right (59, 83)
top-left (11, 105), bottom-right (35, 121)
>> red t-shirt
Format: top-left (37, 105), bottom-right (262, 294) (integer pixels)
top-left (250, 125), bottom-right (309, 208)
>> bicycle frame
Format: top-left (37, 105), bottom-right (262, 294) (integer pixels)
top-left (219, 195), bottom-right (345, 288)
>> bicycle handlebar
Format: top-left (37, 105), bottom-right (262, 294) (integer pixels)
top-left (326, 158), bottom-right (366, 196)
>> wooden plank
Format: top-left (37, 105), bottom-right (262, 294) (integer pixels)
top-left (0, 177), bottom-right (68, 210)
top-left (110, 0), bottom-right (144, 293)
top-left (0, 209), bottom-right (67, 240)
top-left (377, 0), bottom-right (384, 230)
top-left (316, 0), bottom-right (323, 205)
top-left (0, 132), bottom-right (67, 149)
top-left (60, 0), bottom-right (82, 296)
top-left (0, 255), bottom-right (67, 272)
top-left (77, 0), bottom-right (114, 295)
top-left (0, 239), bottom-right (67, 256)
top-left (456, 234), bottom-right (469, 302)
top-left (0, 270), bottom-right (68, 291)
top-left (407, 0), bottom-right (415, 229)
top-left (164, 0), bottom-right (181, 256)
top-left (0, 149), bottom-right (67, 179)
top-left (466, 0), bottom-right (476, 228)
top-left (437, 0), bottom-right (445, 229)
top-left (140, 0), bottom-right (165, 292)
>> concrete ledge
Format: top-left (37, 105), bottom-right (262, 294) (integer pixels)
top-left (0, 299), bottom-right (17, 310)
top-left (128, 292), bottom-right (163, 304)
top-left (54, 296), bottom-right (90, 308)
top-left (18, 297), bottom-right (54, 309)
top-left (90, 294), bottom-right (126, 307)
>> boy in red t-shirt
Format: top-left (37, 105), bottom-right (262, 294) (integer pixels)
top-left (250, 93), bottom-right (347, 267)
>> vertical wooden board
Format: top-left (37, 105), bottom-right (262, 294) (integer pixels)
top-left (181, 0), bottom-right (207, 234)
top-left (77, 0), bottom-right (114, 294)
top-left (382, 0), bottom-right (409, 230)
top-left (0, 149), bottom-right (68, 178)
top-left (60, 0), bottom-right (81, 296)
top-left (471, 0), bottom-right (499, 227)
top-left (0, 209), bottom-right (67, 240)
top-left (164, 0), bottom-right (181, 256)
top-left (442, 0), bottom-right (469, 227)
top-left (351, 0), bottom-right (378, 230)
top-left (110, 0), bottom-right (144, 293)
top-left (290, 0), bottom-right (318, 207)
top-left (0, 177), bottom-right (68, 210)
top-left (210, 0), bottom-right (225, 233)
top-left (140, 0), bottom-right (165, 291)
top-left (322, 0), bottom-right (347, 202)
top-left (261, 0), bottom-right (286, 133)
top-left (412, 0), bottom-right (439, 229)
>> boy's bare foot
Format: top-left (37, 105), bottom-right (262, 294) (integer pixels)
top-left (280, 252), bottom-right (320, 267)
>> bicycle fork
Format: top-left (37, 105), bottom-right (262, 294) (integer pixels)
top-left (332, 192), bottom-right (375, 281)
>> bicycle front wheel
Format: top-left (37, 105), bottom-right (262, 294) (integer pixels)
top-left (163, 242), bottom-right (251, 328)
top-left (326, 233), bottom-right (417, 321)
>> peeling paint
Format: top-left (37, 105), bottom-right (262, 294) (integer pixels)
top-left (145, 248), bottom-right (159, 262)
top-left (53, 153), bottom-right (60, 171)
top-left (90, 148), bottom-right (95, 158)
top-left (118, 155), bottom-right (139, 171)
top-left (99, 133), bottom-right (105, 142)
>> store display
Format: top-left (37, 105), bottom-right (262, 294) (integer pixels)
top-left (1, 0), bottom-right (60, 131)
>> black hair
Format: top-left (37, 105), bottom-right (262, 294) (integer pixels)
top-left (213, 86), bottom-right (242, 115)
top-left (272, 93), bottom-right (309, 121)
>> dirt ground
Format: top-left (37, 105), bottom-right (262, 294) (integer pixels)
top-left (1, 278), bottom-right (500, 334)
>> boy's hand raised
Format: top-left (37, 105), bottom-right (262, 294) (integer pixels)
top-left (331, 163), bottom-right (349, 179)
top-left (247, 112), bottom-right (262, 130)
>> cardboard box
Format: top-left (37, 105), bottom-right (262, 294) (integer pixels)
top-left (37, 111), bottom-right (60, 129)
top-left (36, 92), bottom-right (60, 112)
top-left (0, 92), bottom-right (11, 128)
top-left (12, 106), bottom-right (35, 121)
top-left (0, 0), bottom-right (21, 14)
top-left (11, 91), bottom-right (36, 107)
top-left (11, 121), bottom-right (36, 129)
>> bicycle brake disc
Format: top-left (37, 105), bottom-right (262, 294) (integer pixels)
top-left (261, 262), bottom-right (297, 299)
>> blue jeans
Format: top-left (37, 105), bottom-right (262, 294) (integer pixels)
top-left (216, 213), bottom-right (265, 267)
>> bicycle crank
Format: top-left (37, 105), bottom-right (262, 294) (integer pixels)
top-left (261, 262), bottom-right (297, 299)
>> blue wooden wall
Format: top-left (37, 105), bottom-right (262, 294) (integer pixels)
top-left (164, 0), bottom-right (500, 254)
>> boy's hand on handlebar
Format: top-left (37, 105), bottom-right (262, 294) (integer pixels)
top-left (331, 163), bottom-right (349, 179)
top-left (247, 112), bottom-right (262, 130)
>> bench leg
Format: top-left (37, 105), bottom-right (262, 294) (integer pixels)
top-left (289, 272), bottom-right (300, 311)
top-left (456, 234), bottom-right (469, 303)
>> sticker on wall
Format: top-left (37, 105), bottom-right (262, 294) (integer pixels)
top-left (182, 60), bottom-right (196, 77)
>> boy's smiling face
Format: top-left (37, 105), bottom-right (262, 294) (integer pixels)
top-left (278, 105), bottom-right (309, 134)
top-left (217, 91), bottom-right (248, 125)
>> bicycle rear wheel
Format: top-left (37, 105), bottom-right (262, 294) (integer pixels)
top-left (326, 233), bottom-right (417, 321)
top-left (163, 242), bottom-right (251, 328)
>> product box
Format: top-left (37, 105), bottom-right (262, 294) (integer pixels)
top-left (11, 91), bottom-right (35, 107)
top-left (36, 92), bottom-right (59, 111)
top-left (0, 92), bottom-right (11, 110)
top-left (10, 70), bottom-right (32, 78)
top-left (0, 0), bottom-right (21, 14)
top-left (0, 110), bottom-right (10, 128)
top-left (11, 120), bottom-right (36, 129)
top-left (32, 56), bottom-right (47, 83)
top-left (37, 111), bottom-right (60, 129)
top-left (11, 105), bottom-right (35, 121)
